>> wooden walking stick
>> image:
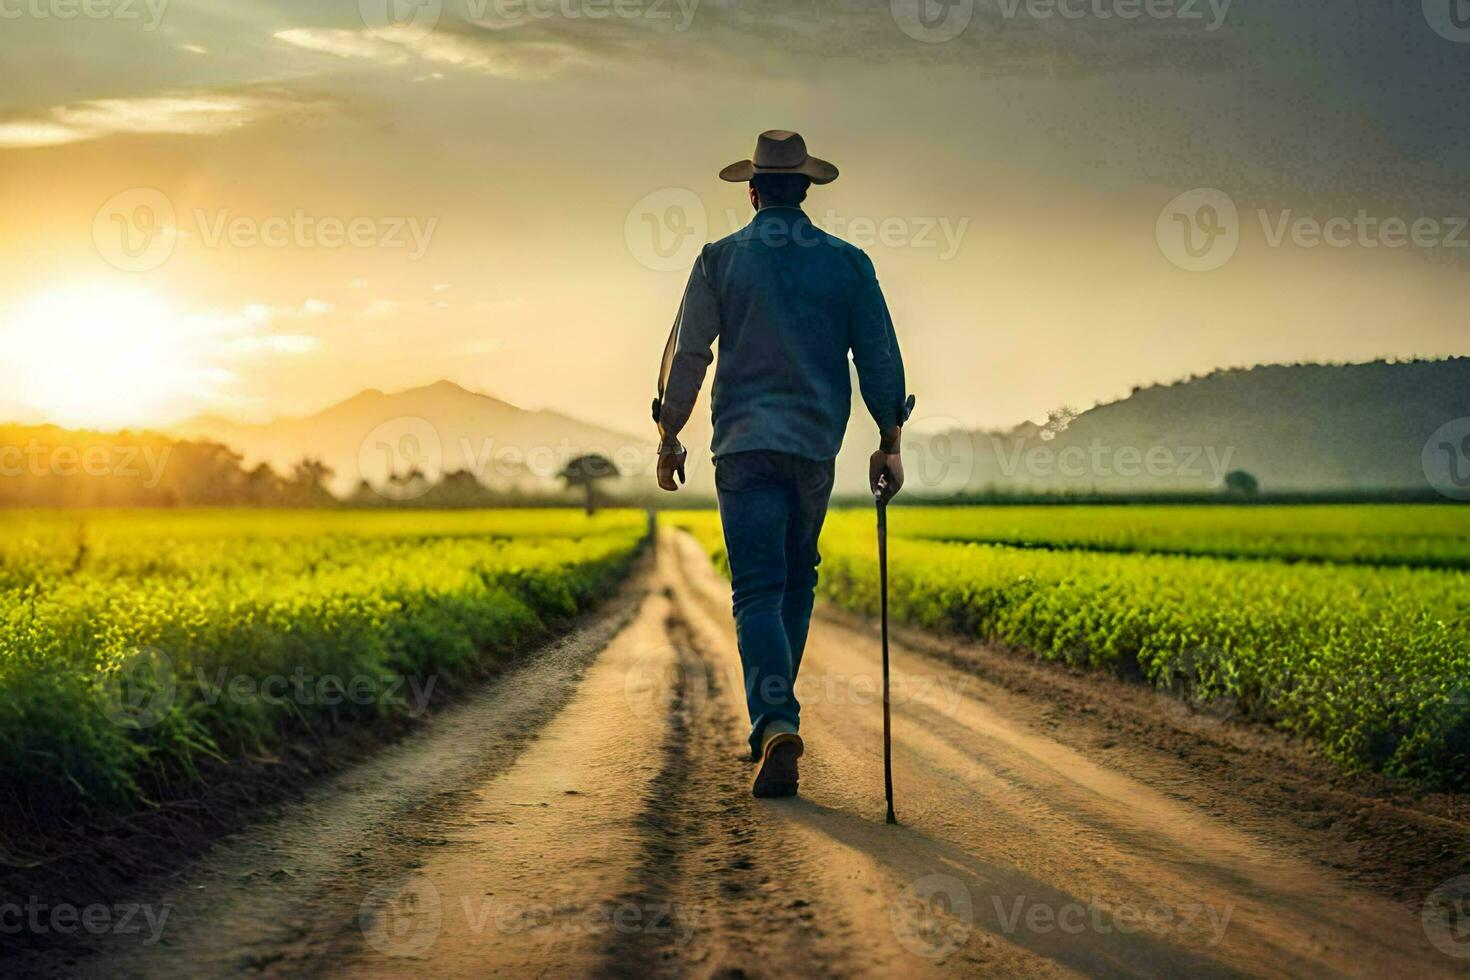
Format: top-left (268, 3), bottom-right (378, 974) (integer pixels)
top-left (876, 477), bottom-right (897, 825)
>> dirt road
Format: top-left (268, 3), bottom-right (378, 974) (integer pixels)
top-left (75, 530), bottom-right (1465, 978)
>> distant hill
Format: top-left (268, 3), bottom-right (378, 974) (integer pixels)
top-left (172, 381), bottom-right (651, 497)
top-left (879, 358), bottom-right (1470, 499)
top-left (166, 359), bottom-right (1469, 503)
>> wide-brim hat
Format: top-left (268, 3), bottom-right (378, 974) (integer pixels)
top-left (719, 130), bottom-right (838, 185)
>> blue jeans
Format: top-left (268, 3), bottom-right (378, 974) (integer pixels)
top-left (714, 451), bottom-right (836, 757)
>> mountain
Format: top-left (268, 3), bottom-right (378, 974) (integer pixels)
top-left (885, 357), bottom-right (1470, 499)
top-left (172, 359), bottom-right (1469, 504)
top-left (172, 381), bottom-right (652, 497)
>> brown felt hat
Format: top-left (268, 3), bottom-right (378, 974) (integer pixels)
top-left (718, 130), bottom-right (838, 185)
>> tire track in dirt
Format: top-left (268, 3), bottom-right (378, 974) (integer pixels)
top-left (605, 594), bottom-right (866, 979)
top-left (333, 587), bottom-right (685, 977)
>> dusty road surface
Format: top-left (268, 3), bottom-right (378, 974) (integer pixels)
top-left (71, 530), bottom-right (1465, 978)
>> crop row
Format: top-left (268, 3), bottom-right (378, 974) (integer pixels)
top-left (851, 504), bottom-right (1470, 569)
top-left (0, 510), bottom-right (647, 809)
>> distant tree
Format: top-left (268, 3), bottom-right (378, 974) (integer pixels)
top-left (1223, 470), bottom-right (1260, 497)
top-left (245, 462), bottom-right (282, 505)
top-left (287, 457), bottom-right (336, 505)
top-left (559, 454), bottom-right (618, 515)
top-left (346, 479), bottom-right (379, 507)
top-left (423, 469), bottom-right (494, 508)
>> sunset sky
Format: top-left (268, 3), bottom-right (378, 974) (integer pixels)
top-left (1, 0), bottom-right (1467, 438)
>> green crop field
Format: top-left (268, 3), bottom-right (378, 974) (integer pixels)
top-left (872, 504), bottom-right (1470, 569)
top-left (0, 509), bottom-right (647, 809)
top-left (666, 505), bottom-right (1470, 788)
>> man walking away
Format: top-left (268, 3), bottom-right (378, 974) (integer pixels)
top-left (653, 130), bottom-right (911, 799)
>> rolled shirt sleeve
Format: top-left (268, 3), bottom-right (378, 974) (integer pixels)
top-left (848, 253), bottom-right (909, 432)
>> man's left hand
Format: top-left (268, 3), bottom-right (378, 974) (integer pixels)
top-left (657, 448), bottom-right (688, 491)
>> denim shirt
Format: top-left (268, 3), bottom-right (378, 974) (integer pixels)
top-left (655, 207), bottom-right (909, 461)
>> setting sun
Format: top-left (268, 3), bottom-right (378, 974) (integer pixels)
top-left (0, 284), bottom-right (222, 430)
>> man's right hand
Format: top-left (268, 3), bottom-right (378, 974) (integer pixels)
top-left (657, 448), bottom-right (688, 491)
top-left (869, 449), bottom-right (903, 503)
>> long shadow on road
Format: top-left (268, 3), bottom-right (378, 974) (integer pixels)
top-left (775, 797), bottom-right (1241, 979)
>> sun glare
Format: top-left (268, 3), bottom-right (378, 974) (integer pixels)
top-left (1, 284), bottom-right (211, 430)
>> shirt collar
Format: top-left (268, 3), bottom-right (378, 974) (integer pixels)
top-left (751, 206), bottom-right (810, 227)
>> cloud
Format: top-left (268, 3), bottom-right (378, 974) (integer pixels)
top-left (274, 28), bottom-right (408, 64)
top-left (227, 334), bottom-right (321, 356)
top-left (185, 302), bottom-right (329, 355)
top-left (0, 88), bottom-right (322, 149)
top-left (362, 299), bottom-right (400, 318)
top-left (296, 299), bottom-right (335, 317)
top-left (273, 24), bottom-right (581, 79)
top-left (0, 121), bottom-right (88, 148)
